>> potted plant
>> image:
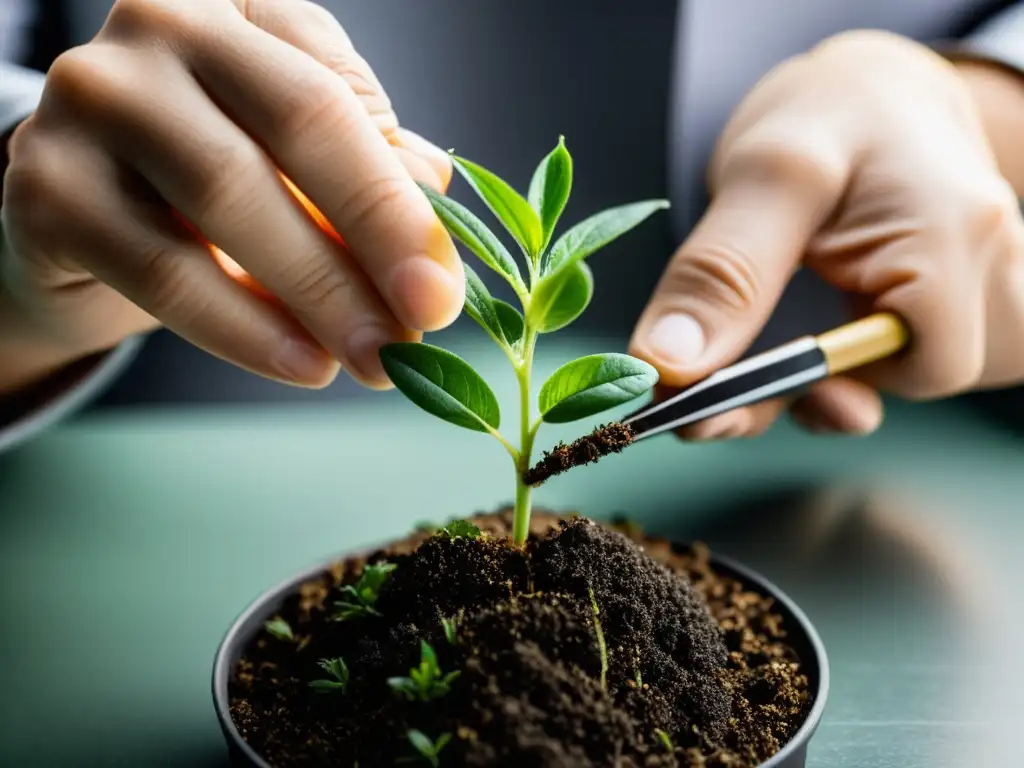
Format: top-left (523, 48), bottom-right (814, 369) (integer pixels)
top-left (213, 138), bottom-right (829, 767)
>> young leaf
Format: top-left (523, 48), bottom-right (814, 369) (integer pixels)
top-left (538, 353), bottom-right (659, 423)
top-left (543, 199), bottom-right (669, 277)
top-left (309, 657), bottom-right (349, 694)
top-left (438, 520), bottom-right (482, 539)
top-left (527, 261), bottom-right (593, 333)
top-left (528, 136), bottom-right (573, 250)
top-left (380, 343), bottom-right (500, 432)
top-left (405, 730), bottom-right (451, 767)
top-left (264, 617), bottom-right (294, 642)
top-left (493, 300), bottom-right (524, 346)
top-left (462, 262), bottom-right (507, 345)
top-left (417, 182), bottom-right (523, 289)
top-left (440, 614), bottom-right (459, 644)
top-left (452, 155), bottom-right (543, 259)
top-left (331, 561), bottom-right (396, 621)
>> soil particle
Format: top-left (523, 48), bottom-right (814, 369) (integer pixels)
top-left (523, 422), bottom-right (635, 486)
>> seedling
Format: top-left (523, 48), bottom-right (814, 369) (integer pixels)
top-left (380, 138), bottom-right (666, 546)
top-left (309, 657), bottom-right (350, 694)
top-left (654, 728), bottom-right (674, 753)
top-left (437, 520), bottom-right (482, 540)
top-left (588, 586), bottom-right (609, 690)
top-left (388, 639), bottom-right (461, 702)
top-left (401, 729), bottom-right (452, 767)
top-left (330, 561), bottom-right (396, 621)
top-left (440, 613), bottom-right (461, 644)
top-left (264, 617), bottom-right (294, 641)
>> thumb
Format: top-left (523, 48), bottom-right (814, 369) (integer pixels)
top-left (630, 148), bottom-right (846, 387)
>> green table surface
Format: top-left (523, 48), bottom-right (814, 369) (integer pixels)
top-left (1, 335), bottom-right (1022, 767)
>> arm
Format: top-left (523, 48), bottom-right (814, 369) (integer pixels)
top-left (0, 61), bottom-right (143, 453)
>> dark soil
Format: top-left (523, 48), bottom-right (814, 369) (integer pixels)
top-left (229, 511), bottom-right (812, 767)
top-left (523, 422), bottom-right (635, 486)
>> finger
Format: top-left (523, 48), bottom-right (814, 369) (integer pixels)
top-left (236, 0), bottom-right (455, 187)
top-left (392, 146), bottom-right (448, 193)
top-left (6, 132), bottom-right (340, 387)
top-left (630, 133), bottom-right (849, 388)
top-left (186, 2), bottom-right (464, 332)
top-left (789, 377), bottom-right (884, 435)
top-left (676, 397), bottom-right (789, 441)
top-left (55, 45), bottom-right (412, 388)
top-left (392, 129), bottom-right (453, 191)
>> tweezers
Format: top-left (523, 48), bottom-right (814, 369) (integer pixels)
top-left (623, 313), bottom-right (909, 441)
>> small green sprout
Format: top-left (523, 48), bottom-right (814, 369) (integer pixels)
top-left (381, 138), bottom-right (666, 546)
top-left (437, 520), bottom-right (482, 539)
top-left (588, 586), bottom-right (608, 691)
top-left (654, 728), bottom-right (674, 753)
top-left (331, 561), bottom-right (396, 621)
top-left (414, 520), bottom-right (439, 534)
top-left (309, 657), bottom-right (349, 694)
top-left (388, 640), bottom-right (461, 702)
top-left (402, 729), bottom-right (452, 767)
top-left (440, 613), bottom-right (461, 644)
top-left (264, 617), bottom-right (294, 641)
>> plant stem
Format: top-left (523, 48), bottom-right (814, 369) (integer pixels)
top-left (511, 329), bottom-right (538, 546)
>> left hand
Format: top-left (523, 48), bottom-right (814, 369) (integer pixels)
top-left (629, 30), bottom-right (1024, 439)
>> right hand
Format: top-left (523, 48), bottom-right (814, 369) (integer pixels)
top-left (1, 0), bottom-right (463, 391)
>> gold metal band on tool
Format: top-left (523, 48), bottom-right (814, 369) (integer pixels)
top-left (816, 313), bottom-right (909, 375)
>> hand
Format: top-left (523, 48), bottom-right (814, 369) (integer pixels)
top-left (629, 30), bottom-right (1024, 438)
top-left (1, 0), bottom-right (462, 394)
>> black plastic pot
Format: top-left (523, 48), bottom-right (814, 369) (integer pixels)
top-left (213, 543), bottom-right (829, 768)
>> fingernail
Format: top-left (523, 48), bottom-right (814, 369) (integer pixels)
top-left (646, 313), bottom-right (705, 367)
top-left (272, 337), bottom-right (334, 385)
top-left (396, 129), bottom-right (452, 186)
top-left (389, 254), bottom-right (464, 331)
top-left (346, 325), bottom-right (393, 386)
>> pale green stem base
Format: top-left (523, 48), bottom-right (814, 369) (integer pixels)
top-left (511, 331), bottom-right (538, 546)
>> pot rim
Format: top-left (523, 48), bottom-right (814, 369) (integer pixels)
top-left (213, 539), bottom-right (830, 768)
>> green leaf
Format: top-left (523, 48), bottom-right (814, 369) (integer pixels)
top-left (452, 155), bottom-right (543, 259)
top-left (317, 657), bottom-right (350, 686)
top-left (528, 136), bottom-right (573, 250)
top-left (420, 639), bottom-right (438, 671)
top-left (380, 343), bottom-right (500, 432)
top-left (538, 353), bottom-right (659, 423)
top-left (407, 730), bottom-right (437, 764)
top-left (527, 261), bottom-right (593, 333)
top-left (438, 520), bottom-right (482, 539)
top-left (543, 199), bottom-right (669, 276)
top-left (417, 182), bottom-right (523, 289)
top-left (264, 617), bottom-right (293, 641)
top-left (493, 300), bottom-right (524, 346)
top-left (462, 262), bottom-right (507, 344)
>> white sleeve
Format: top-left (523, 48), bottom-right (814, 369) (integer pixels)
top-left (0, 61), bottom-right (45, 136)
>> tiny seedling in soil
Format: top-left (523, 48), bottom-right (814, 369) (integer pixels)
top-left (401, 730), bottom-right (451, 767)
top-left (380, 137), bottom-right (665, 545)
top-left (387, 640), bottom-right (461, 702)
top-left (437, 520), bottom-right (482, 539)
top-left (655, 728), bottom-right (674, 753)
top-left (263, 617), bottom-right (294, 641)
top-left (331, 561), bottom-right (396, 621)
top-left (439, 614), bottom-right (460, 644)
top-left (308, 657), bottom-right (349, 694)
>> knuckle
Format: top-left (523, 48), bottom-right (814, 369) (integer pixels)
top-left (965, 178), bottom-right (1019, 243)
top-left (334, 176), bottom-right (410, 234)
top-left (3, 144), bottom-right (67, 241)
top-left (190, 144), bottom-right (267, 225)
top-left (295, 0), bottom-right (340, 29)
top-left (665, 244), bottom-right (761, 313)
top-left (105, 0), bottom-right (198, 40)
top-left (133, 241), bottom-right (196, 320)
top-left (278, 81), bottom-right (355, 145)
top-left (45, 45), bottom-right (134, 119)
top-left (287, 255), bottom-right (353, 312)
top-left (719, 136), bottom-right (846, 199)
